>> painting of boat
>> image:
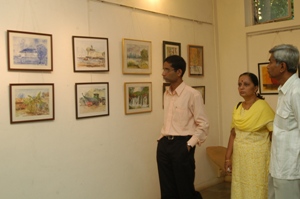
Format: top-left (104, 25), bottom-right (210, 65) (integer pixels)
top-left (73, 36), bottom-right (109, 72)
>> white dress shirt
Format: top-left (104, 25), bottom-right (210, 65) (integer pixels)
top-left (270, 74), bottom-right (300, 179)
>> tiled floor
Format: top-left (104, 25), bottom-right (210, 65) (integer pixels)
top-left (199, 181), bottom-right (231, 199)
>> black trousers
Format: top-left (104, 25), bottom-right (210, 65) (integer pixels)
top-left (156, 136), bottom-right (203, 199)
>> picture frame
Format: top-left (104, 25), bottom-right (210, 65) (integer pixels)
top-left (9, 83), bottom-right (55, 124)
top-left (122, 38), bottom-right (152, 74)
top-left (192, 86), bottom-right (205, 104)
top-left (162, 83), bottom-right (170, 108)
top-left (163, 41), bottom-right (181, 61)
top-left (75, 82), bottom-right (109, 119)
top-left (7, 30), bottom-right (53, 71)
top-left (72, 36), bottom-right (109, 72)
top-left (258, 62), bottom-right (279, 95)
top-left (124, 82), bottom-right (152, 115)
top-left (188, 45), bottom-right (204, 76)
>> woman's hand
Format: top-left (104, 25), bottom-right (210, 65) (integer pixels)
top-left (224, 159), bottom-right (232, 173)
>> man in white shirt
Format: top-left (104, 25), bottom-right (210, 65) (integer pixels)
top-left (267, 44), bottom-right (300, 199)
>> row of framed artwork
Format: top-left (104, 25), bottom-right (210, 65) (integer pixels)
top-left (9, 82), bottom-right (205, 124)
top-left (7, 30), bottom-right (204, 76)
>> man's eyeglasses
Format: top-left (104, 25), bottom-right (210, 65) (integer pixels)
top-left (162, 68), bottom-right (175, 73)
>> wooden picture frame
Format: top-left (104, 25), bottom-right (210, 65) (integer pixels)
top-left (192, 86), bottom-right (205, 104)
top-left (7, 30), bottom-right (53, 71)
top-left (9, 83), bottom-right (55, 124)
top-left (163, 41), bottom-right (181, 61)
top-left (122, 38), bottom-right (152, 74)
top-left (75, 82), bottom-right (109, 119)
top-left (72, 36), bottom-right (109, 72)
top-left (188, 45), bottom-right (204, 76)
top-left (124, 82), bottom-right (152, 114)
top-left (258, 62), bottom-right (279, 95)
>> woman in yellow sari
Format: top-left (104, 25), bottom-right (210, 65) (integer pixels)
top-left (225, 72), bottom-right (274, 199)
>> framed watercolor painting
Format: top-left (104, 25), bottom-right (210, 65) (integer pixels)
top-left (124, 82), bottom-right (152, 114)
top-left (7, 30), bottom-right (53, 71)
top-left (72, 36), bottom-right (109, 72)
top-left (188, 45), bottom-right (204, 76)
top-left (75, 82), bottom-right (109, 119)
top-left (192, 86), bottom-right (205, 104)
top-left (162, 41), bottom-right (181, 60)
top-left (122, 38), bottom-right (152, 74)
top-left (258, 62), bottom-right (279, 95)
top-left (9, 83), bottom-right (55, 124)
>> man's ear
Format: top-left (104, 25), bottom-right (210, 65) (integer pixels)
top-left (280, 62), bottom-right (287, 72)
top-left (177, 69), bottom-right (182, 77)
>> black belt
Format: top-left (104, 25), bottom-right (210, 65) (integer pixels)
top-left (164, 135), bottom-right (191, 140)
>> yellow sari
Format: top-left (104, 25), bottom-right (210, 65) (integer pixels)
top-left (231, 99), bottom-right (274, 199)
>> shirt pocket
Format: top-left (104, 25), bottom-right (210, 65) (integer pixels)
top-left (275, 108), bottom-right (290, 130)
top-left (173, 106), bottom-right (191, 127)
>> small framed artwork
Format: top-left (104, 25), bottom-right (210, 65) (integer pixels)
top-left (75, 82), bottom-right (109, 119)
top-left (192, 86), bottom-right (205, 104)
top-left (124, 82), bottom-right (152, 114)
top-left (162, 83), bottom-right (170, 108)
top-left (258, 62), bottom-right (279, 95)
top-left (163, 41), bottom-right (181, 60)
top-left (72, 36), bottom-right (109, 72)
top-left (7, 30), bottom-right (53, 71)
top-left (9, 83), bottom-right (55, 124)
top-left (188, 45), bottom-right (204, 76)
top-left (122, 38), bottom-right (152, 74)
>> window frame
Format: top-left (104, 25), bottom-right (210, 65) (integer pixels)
top-left (252, 0), bottom-right (293, 25)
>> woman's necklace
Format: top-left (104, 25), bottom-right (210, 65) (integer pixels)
top-left (242, 98), bottom-right (258, 110)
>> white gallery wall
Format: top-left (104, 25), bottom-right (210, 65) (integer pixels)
top-left (0, 0), bottom-right (220, 198)
top-left (216, 0), bottom-right (300, 146)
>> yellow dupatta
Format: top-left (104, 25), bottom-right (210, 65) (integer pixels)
top-left (232, 99), bottom-right (275, 132)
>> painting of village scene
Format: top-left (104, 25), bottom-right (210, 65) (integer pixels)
top-left (122, 38), bottom-right (152, 74)
top-left (75, 82), bottom-right (109, 119)
top-left (188, 45), bottom-right (203, 76)
top-left (10, 84), bottom-right (54, 123)
top-left (73, 36), bottom-right (109, 72)
top-left (7, 30), bottom-right (52, 71)
top-left (124, 82), bottom-right (152, 114)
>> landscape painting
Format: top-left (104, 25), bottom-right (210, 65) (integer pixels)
top-left (75, 82), bottom-right (109, 119)
top-left (73, 36), bottom-right (109, 72)
top-left (122, 38), bottom-right (152, 74)
top-left (124, 82), bottom-right (152, 114)
top-left (9, 84), bottom-right (54, 123)
top-left (7, 30), bottom-right (53, 71)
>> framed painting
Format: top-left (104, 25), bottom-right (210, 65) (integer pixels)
top-left (192, 86), bottom-right (205, 104)
top-left (162, 83), bottom-right (170, 108)
top-left (188, 45), bottom-right (204, 76)
top-left (75, 82), bottom-right (109, 119)
top-left (9, 83), bottom-right (55, 124)
top-left (162, 41), bottom-right (181, 61)
top-left (122, 38), bottom-right (152, 74)
top-left (258, 62), bottom-right (279, 95)
top-left (124, 82), bottom-right (152, 114)
top-left (72, 36), bottom-right (109, 72)
top-left (7, 30), bottom-right (53, 71)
